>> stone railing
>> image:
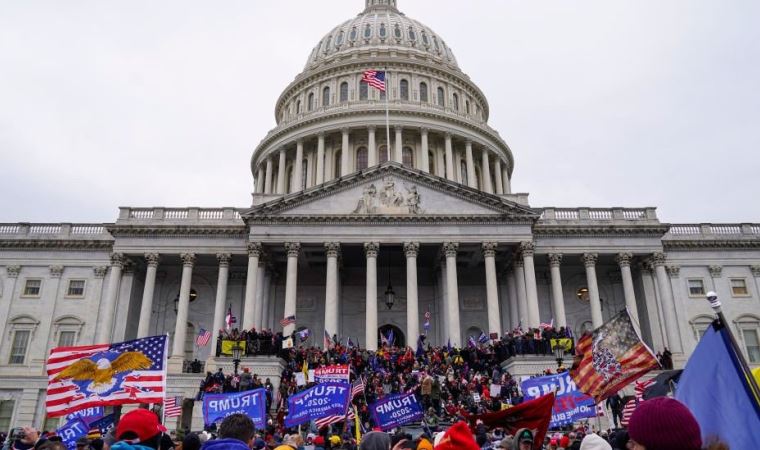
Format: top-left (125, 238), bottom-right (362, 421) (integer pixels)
top-left (666, 223), bottom-right (760, 237)
top-left (117, 207), bottom-right (244, 224)
top-left (0, 223), bottom-right (112, 239)
top-left (538, 207), bottom-right (659, 225)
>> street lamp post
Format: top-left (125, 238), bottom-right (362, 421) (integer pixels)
top-left (554, 344), bottom-right (565, 370)
top-left (231, 341), bottom-right (243, 377)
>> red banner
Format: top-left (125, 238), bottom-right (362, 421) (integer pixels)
top-left (314, 364), bottom-right (350, 382)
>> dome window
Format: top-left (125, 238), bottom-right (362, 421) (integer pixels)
top-left (335, 31), bottom-right (344, 47)
top-left (322, 86), bottom-right (331, 107)
top-left (359, 81), bottom-right (369, 100)
top-left (432, 36), bottom-right (440, 52)
top-left (323, 35), bottom-right (332, 53)
top-left (408, 27), bottom-right (416, 41)
top-left (340, 82), bottom-right (349, 102)
top-left (307, 93), bottom-right (315, 111)
top-left (394, 24), bottom-right (402, 39)
top-left (296, 100), bottom-right (301, 114)
top-left (399, 79), bottom-right (409, 101)
top-left (421, 32), bottom-right (429, 46)
top-left (419, 82), bottom-right (428, 103)
top-left (349, 27), bottom-right (358, 42)
top-left (402, 147), bottom-right (414, 168)
top-left (364, 24), bottom-right (372, 39)
top-left (436, 87), bottom-right (445, 107)
top-left (466, 100), bottom-right (471, 114)
top-left (379, 23), bottom-right (387, 39)
top-left (452, 93), bottom-right (459, 111)
top-left (356, 147), bottom-right (368, 170)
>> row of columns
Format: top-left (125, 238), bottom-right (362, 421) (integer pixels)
top-left (255, 127), bottom-right (512, 195)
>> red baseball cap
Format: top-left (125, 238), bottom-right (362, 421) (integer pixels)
top-left (116, 409), bottom-right (167, 442)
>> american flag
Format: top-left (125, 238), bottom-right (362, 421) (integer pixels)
top-left (315, 404), bottom-right (356, 429)
top-left (361, 70), bottom-right (386, 92)
top-left (323, 330), bottom-right (333, 349)
top-left (351, 377), bottom-right (365, 399)
top-left (46, 335), bottom-right (168, 417)
top-left (196, 328), bottom-right (212, 347)
top-left (621, 379), bottom-right (655, 427)
top-left (423, 310), bottom-right (431, 332)
top-left (225, 307), bottom-right (236, 330)
top-left (164, 396), bottom-right (182, 418)
top-left (570, 310), bottom-right (659, 401)
top-left (280, 315), bottom-right (296, 327)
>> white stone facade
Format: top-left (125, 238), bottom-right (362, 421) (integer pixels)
top-left (1, 0), bottom-right (759, 432)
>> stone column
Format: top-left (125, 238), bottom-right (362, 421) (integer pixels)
top-left (581, 253), bottom-right (603, 328)
top-left (481, 149), bottom-right (493, 194)
top-left (255, 167), bottom-right (265, 194)
top-left (521, 242), bottom-right (540, 329)
top-left (0, 266), bottom-right (20, 343)
top-left (616, 252), bottom-right (639, 324)
top-left (264, 157), bottom-right (273, 194)
top-left (283, 243), bottom-right (300, 337)
top-left (364, 242), bottom-right (379, 351)
top-left (277, 148), bottom-right (287, 194)
top-left (443, 242), bottom-right (461, 347)
top-left (97, 253), bottom-right (125, 343)
top-left (548, 253), bottom-right (567, 328)
top-left (752, 266), bottom-right (760, 301)
top-left (652, 252), bottom-right (683, 352)
top-left (171, 253), bottom-right (195, 359)
top-left (293, 139), bottom-right (304, 192)
top-left (404, 242), bottom-right (420, 342)
top-left (324, 243), bottom-right (341, 342)
top-left (367, 126), bottom-right (377, 167)
top-left (506, 267), bottom-right (519, 329)
top-left (502, 166), bottom-right (511, 194)
top-left (465, 141), bottom-right (477, 189)
top-left (482, 242), bottom-right (500, 335)
top-left (210, 253), bottom-right (231, 357)
top-left (137, 253), bottom-right (160, 338)
top-left (708, 265), bottom-right (722, 291)
top-left (341, 128), bottom-right (350, 176)
top-left (242, 243), bottom-right (262, 330)
top-left (254, 259), bottom-right (267, 329)
top-left (444, 133), bottom-right (455, 181)
top-left (493, 159), bottom-right (504, 195)
top-left (514, 259), bottom-right (528, 328)
top-left (316, 133), bottom-right (326, 185)
top-left (394, 126), bottom-right (403, 163)
top-left (420, 128), bottom-right (429, 172)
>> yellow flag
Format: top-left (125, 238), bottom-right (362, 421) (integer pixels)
top-left (353, 404), bottom-right (361, 444)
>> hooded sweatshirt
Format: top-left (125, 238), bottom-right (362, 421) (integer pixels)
top-left (579, 434), bottom-right (612, 450)
top-left (201, 438), bottom-right (252, 450)
top-left (511, 429), bottom-right (532, 450)
top-left (110, 442), bottom-right (155, 450)
top-left (359, 432), bottom-right (391, 450)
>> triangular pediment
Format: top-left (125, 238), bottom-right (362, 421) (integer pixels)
top-left (242, 163), bottom-right (539, 222)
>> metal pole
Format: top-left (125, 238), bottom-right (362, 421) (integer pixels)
top-left (384, 68), bottom-right (391, 162)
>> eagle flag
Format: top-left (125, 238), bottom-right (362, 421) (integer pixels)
top-left (46, 335), bottom-right (168, 417)
top-left (570, 310), bottom-right (659, 401)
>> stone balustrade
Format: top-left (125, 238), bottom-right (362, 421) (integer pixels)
top-left (117, 207), bottom-right (244, 224)
top-left (0, 223), bottom-right (111, 238)
top-left (538, 207), bottom-right (659, 224)
top-left (666, 223), bottom-right (760, 237)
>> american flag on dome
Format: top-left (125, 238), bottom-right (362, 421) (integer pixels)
top-left (195, 328), bottom-right (212, 347)
top-left (46, 335), bottom-right (168, 417)
top-left (164, 396), bottom-right (183, 418)
top-left (361, 70), bottom-right (386, 92)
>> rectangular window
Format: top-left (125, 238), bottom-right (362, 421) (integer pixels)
top-left (0, 400), bottom-right (15, 434)
top-left (43, 416), bottom-right (59, 432)
top-left (9, 330), bottom-right (30, 364)
top-left (22, 279), bottom-right (41, 297)
top-left (730, 278), bottom-right (749, 296)
top-left (687, 279), bottom-right (705, 297)
top-left (57, 331), bottom-right (77, 348)
top-left (743, 329), bottom-right (760, 363)
top-left (66, 279), bottom-right (86, 297)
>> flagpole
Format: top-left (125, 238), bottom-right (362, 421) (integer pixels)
top-left (384, 67), bottom-right (391, 162)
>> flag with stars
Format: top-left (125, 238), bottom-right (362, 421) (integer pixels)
top-left (46, 335), bottom-right (168, 417)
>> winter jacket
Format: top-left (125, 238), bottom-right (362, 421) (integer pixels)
top-left (201, 438), bottom-right (251, 450)
top-left (110, 442), bottom-right (155, 450)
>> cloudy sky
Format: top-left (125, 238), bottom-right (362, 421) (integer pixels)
top-left (1, 0), bottom-right (758, 224)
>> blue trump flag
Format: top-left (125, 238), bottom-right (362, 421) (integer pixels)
top-left (675, 322), bottom-right (760, 450)
top-left (521, 372), bottom-right (596, 427)
top-left (284, 382), bottom-right (350, 427)
top-left (56, 418), bottom-right (89, 450)
top-left (203, 388), bottom-right (267, 429)
top-left (370, 392), bottom-right (423, 431)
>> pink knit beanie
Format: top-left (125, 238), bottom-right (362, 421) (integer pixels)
top-left (627, 397), bottom-right (702, 450)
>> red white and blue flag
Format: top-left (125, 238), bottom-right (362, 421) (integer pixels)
top-left (423, 310), bottom-right (431, 333)
top-left (196, 328), bottom-right (212, 347)
top-left (361, 70), bottom-right (386, 92)
top-left (323, 330), bottom-right (333, 349)
top-left (280, 315), bottom-right (296, 327)
top-left (225, 307), bottom-right (236, 330)
top-left (46, 335), bottom-right (168, 417)
top-left (164, 396), bottom-right (182, 418)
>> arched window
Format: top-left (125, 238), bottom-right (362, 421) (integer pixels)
top-left (296, 100), bottom-right (301, 114)
top-left (335, 31), bottom-right (344, 47)
top-left (466, 100), bottom-right (471, 114)
top-left (394, 24), bottom-right (402, 39)
top-left (364, 24), bottom-right (372, 39)
top-left (400, 79), bottom-right (409, 100)
top-left (323, 36), bottom-right (331, 53)
top-left (408, 27), bottom-right (416, 41)
top-left (379, 23), bottom-right (387, 39)
top-left (421, 32), bottom-right (429, 46)
top-left (432, 36), bottom-right (440, 52)
top-left (334, 150), bottom-right (342, 177)
top-left (735, 314), bottom-right (760, 363)
top-left (53, 316), bottom-right (84, 348)
top-left (380, 88), bottom-right (386, 101)
top-left (419, 82), bottom-right (428, 103)
top-left (428, 151), bottom-right (435, 173)
top-left (452, 93), bottom-right (459, 111)
top-left (322, 87), bottom-right (330, 107)
top-left (460, 160), bottom-right (468, 185)
top-left (8, 315), bottom-right (39, 365)
top-left (307, 93), bottom-right (314, 111)
top-left (402, 146), bottom-right (414, 168)
top-left (378, 145), bottom-right (389, 163)
top-left (340, 82), bottom-right (349, 102)
top-left (359, 81), bottom-right (369, 100)
top-left (349, 27), bottom-right (358, 41)
top-left (437, 87), bottom-right (445, 107)
top-left (356, 147), bottom-right (368, 170)
top-left (302, 159), bottom-right (308, 190)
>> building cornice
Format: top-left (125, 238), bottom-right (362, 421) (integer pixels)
top-left (0, 239), bottom-right (114, 250)
top-left (247, 215), bottom-right (534, 226)
top-left (534, 224), bottom-right (670, 238)
top-left (105, 224), bottom-right (248, 238)
top-left (663, 239), bottom-right (760, 250)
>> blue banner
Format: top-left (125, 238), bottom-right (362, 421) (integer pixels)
top-left (284, 382), bottom-right (350, 427)
top-left (203, 389), bottom-right (267, 429)
top-left (521, 372), bottom-right (596, 427)
top-left (65, 406), bottom-right (104, 425)
top-left (88, 414), bottom-right (116, 434)
top-left (370, 393), bottom-right (424, 431)
top-left (56, 418), bottom-right (89, 450)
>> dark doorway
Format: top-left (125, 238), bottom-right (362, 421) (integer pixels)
top-left (378, 324), bottom-right (405, 348)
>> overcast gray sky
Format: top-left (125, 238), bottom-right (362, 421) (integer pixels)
top-left (1, 0), bottom-right (758, 224)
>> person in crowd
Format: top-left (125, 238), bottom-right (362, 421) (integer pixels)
top-left (626, 397), bottom-right (702, 450)
top-left (200, 414), bottom-right (254, 450)
top-left (110, 409), bottom-right (168, 450)
top-left (578, 434), bottom-right (611, 450)
top-left (511, 429), bottom-right (533, 450)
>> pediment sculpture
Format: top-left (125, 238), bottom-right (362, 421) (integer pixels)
top-left (353, 177), bottom-right (423, 215)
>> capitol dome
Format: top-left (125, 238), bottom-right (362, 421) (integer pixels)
top-left (251, 0), bottom-right (516, 202)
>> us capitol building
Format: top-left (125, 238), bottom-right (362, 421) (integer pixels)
top-left (1, 0), bottom-right (758, 430)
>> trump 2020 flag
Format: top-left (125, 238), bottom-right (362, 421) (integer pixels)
top-left (571, 310), bottom-right (659, 401)
top-left (46, 335), bottom-right (168, 417)
top-left (675, 321), bottom-right (760, 450)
